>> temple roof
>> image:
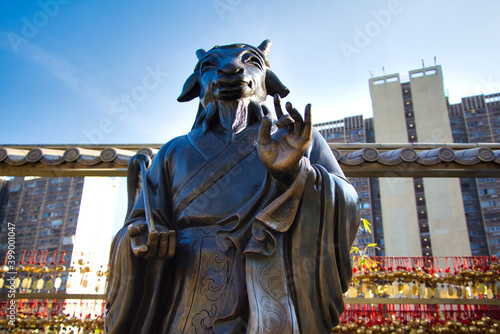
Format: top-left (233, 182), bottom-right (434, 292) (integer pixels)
top-left (1, 143), bottom-right (499, 178)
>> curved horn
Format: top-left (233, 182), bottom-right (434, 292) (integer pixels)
top-left (196, 49), bottom-right (207, 60)
top-left (257, 40), bottom-right (272, 56)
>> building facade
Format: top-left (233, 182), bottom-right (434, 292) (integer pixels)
top-left (0, 176), bottom-right (122, 294)
top-left (0, 177), bottom-right (84, 255)
top-left (448, 93), bottom-right (500, 256)
top-left (314, 66), bottom-right (500, 257)
top-left (0, 177), bottom-right (84, 292)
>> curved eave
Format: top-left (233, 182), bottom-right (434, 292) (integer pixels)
top-left (1, 143), bottom-right (500, 178)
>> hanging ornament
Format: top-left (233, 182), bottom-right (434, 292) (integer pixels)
top-left (487, 287), bottom-right (494, 299)
top-left (31, 275), bottom-right (38, 290)
top-left (45, 277), bottom-right (54, 291)
top-left (22, 276), bottom-right (30, 289)
top-left (66, 276), bottom-right (72, 289)
top-left (447, 285), bottom-right (454, 297)
top-left (55, 276), bottom-right (62, 289)
top-left (36, 277), bottom-right (44, 290)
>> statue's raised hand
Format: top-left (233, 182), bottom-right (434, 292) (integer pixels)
top-left (258, 95), bottom-right (312, 184)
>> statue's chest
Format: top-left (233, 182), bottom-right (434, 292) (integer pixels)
top-left (171, 147), bottom-right (267, 227)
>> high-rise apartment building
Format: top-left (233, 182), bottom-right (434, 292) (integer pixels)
top-left (448, 93), bottom-right (500, 256)
top-left (314, 66), bottom-right (500, 257)
top-left (314, 117), bottom-right (381, 255)
top-left (0, 176), bottom-right (122, 293)
top-left (0, 178), bottom-right (9, 230)
top-left (0, 177), bottom-right (84, 292)
top-left (0, 177), bottom-right (84, 254)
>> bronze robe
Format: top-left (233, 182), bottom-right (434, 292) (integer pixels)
top-left (105, 123), bottom-right (360, 334)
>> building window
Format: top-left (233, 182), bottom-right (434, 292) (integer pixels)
top-left (359, 203), bottom-right (371, 209)
top-left (488, 238), bottom-right (500, 245)
top-left (471, 243), bottom-right (482, 250)
top-left (481, 200), bottom-right (498, 208)
top-left (9, 185), bottom-right (21, 192)
top-left (479, 188), bottom-right (497, 195)
top-left (51, 220), bottom-right (63, 227)
top-left (486, 226), bottom-right (500, 233)
top-left (478, 178), bottom-right (495, 183)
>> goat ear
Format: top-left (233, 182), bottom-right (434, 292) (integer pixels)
top-left (265, 69), bottom-right (290, 98)
top-left (177, 71), bottom-right (201, 102)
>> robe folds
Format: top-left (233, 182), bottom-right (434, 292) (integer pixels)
top-left (105, 123), bottom-right (360, 334)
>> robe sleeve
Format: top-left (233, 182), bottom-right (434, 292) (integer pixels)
top-left (245, 129), bottom-right (360, 332)
top-left (286, 164), bottom-right (359, 331)
top-left (105, 144), bottom-right (175, 334)
top-left (126, 145), bottom-right (175, 230)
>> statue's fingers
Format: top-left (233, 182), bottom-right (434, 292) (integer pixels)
top-left (286, 103), bottom-right (303, 134)
top-left (276, 115), bottom-right (294, 129)
top-left (273, 94), bottom-right (284, 119)
top-left (261, 104), bottom-right (270, 117)
top-left (166, 230), bottom-right (176, 259)
top-left (302, 104), bottom-right (313, 140)
top-left (258, 117), bottom-right (273, 147)
top-left (157, 232), bottom-right (169, 259)
top-left (144, 231), bottom-right (159, 259)
top-left (131, 237), bottom-right (148, 257)
top-left (248, 101), bottom-right (265, 121)
top-left (128, 222), bottom-right (147, 237)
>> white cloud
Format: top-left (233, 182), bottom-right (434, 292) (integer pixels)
top-left (0, 31), bottom-right (113, 112)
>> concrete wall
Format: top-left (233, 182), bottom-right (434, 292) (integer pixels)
top-left (422, 178), bottom-right (471, 256)
top-left (370, 75), bottom-right (422, 256)
top-left (370, 75), bottom-right (408, 143)
top-left (409, 66), bottom-right (471, 256)
top-left (409, 66), bottom-right (452, 143)
top-left (378, 177), bottom-right (422, 256)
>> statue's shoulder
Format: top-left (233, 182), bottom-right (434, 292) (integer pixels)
top-left (310, 128), bottom-right (330, 150)
top-left (156, 134), bottom-right (191, 159)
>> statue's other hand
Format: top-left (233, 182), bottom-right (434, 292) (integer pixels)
top-left (258, 94), bottom-right (312, 184)
top-left (128, 221), bottom-right (176, 260)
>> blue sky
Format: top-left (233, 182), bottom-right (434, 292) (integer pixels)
top-left (1, 0), bottom-right (499, 145)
